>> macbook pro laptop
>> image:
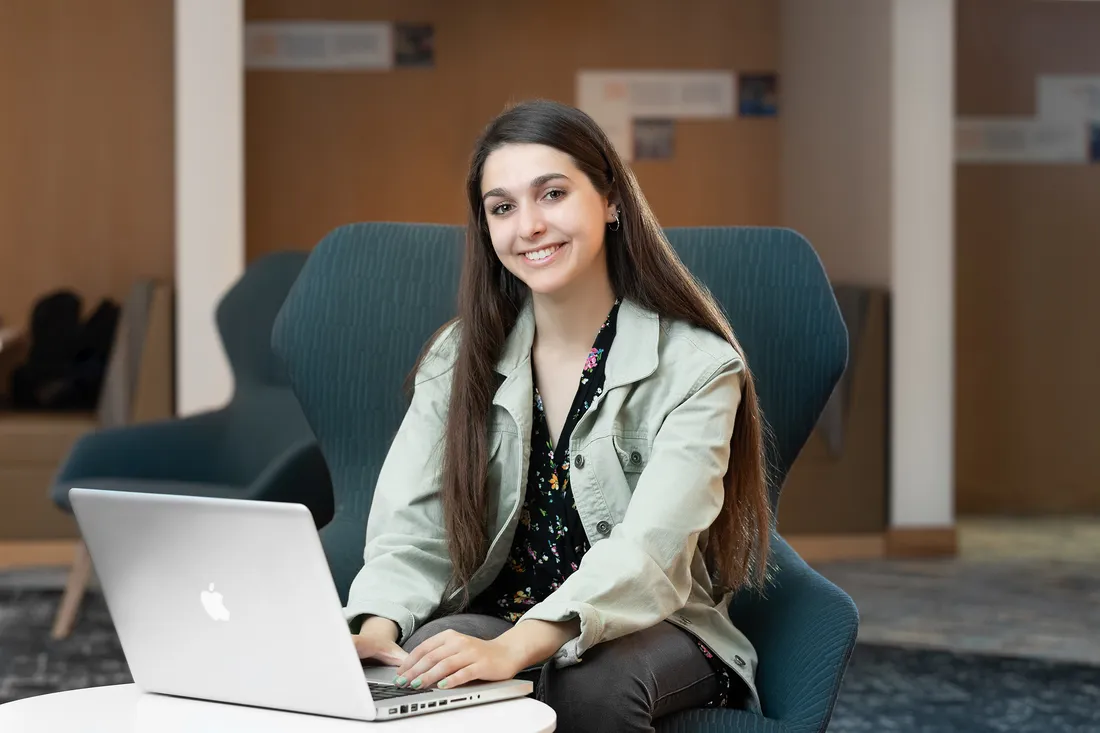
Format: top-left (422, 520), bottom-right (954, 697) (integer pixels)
top-left (68, 487), bottom-right (532, 721)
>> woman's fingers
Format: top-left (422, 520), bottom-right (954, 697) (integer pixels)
top-left (352, 634), bottom-right (408, 666)
top-left (397, 640), bottom-right (464, 687)
top-left (375, 641), bottom-right (409, 666)
top-left (396, 629), bottom-right (459, 679)
top-left (436, 662), bottom-right (480, 690)
top-left (408, 651), bottom-right (474, 690)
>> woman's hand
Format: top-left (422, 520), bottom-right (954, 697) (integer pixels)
top-left (352, 616), bottom-right (409, 667)
top-left (394, 629), bottom-right (525, 691)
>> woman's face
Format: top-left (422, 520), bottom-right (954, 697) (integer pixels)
top-left (480, 143), bottom-right (617, 297)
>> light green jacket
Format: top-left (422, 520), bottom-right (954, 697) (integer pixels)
top-left (344, 297), bottom-right (760, 708)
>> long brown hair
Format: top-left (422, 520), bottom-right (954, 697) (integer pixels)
top-left (426, 99), bottom-right (771, 608)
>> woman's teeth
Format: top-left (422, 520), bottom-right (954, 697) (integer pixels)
top-left (524, 245), bottom-right (561, 261)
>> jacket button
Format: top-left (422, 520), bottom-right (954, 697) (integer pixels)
top-left (573, 454), bottom-right (585, 469)
top-left (734, 655), bottom-right (746, 667)
top-left (630, 450), bottom-right (642, 465)
top-left (596, 520), bottom-right (611, 534)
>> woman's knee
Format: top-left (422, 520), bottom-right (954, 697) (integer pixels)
top-left (536, 623), bottom-right (719, 732)
top-left (538, 638), bottom-right (653, 731)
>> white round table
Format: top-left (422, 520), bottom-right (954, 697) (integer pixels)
top-left (0, 684), bottom-right (557, 732)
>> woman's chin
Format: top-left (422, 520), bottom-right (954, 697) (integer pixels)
top-left (510, 260), bottom-right (576, 296)
top-left (518, 269), bottom-right (578, 296)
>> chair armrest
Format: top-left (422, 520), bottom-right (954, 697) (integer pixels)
top-left (54, 411), bottom-right (229, 485)
top-left (727, 535), bottom-right (859, 733)
top-left (245, 439), bottom-right (334, 529)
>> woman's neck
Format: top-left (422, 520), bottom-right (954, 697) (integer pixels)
top-left (531, 266), bottom-right (616, 356)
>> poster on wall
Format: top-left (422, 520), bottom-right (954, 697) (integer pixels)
top-left (576, 70), bottom-right (736, 161)
top-left (576, 73), bottom-right (634, 159)
top-left (738, 73), bottom-right (779, 117)
top-left (632, 119), bottom-right (675, 160)
top-left (955, 117), bottom-right (1088, 163)
top-left (245, 21), bottom-right (394, 70)
top-left (1037, 76), bottom-right (1100, 124)
top-left (394, 23), bottom-right (434, 68)
top-left (1037, 75), bottom-right (1100, 164)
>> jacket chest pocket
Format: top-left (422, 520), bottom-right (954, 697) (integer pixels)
top-left (583, 434), bottom-right (650, 525)
top-left (607, 434), bottom-right (651, 494)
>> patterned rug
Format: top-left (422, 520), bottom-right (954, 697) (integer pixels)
top-left (2, 589), bottom-right (1100, 731)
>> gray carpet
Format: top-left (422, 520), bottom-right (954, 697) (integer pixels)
top-left (2, 588), bottom-right (1099, 731)
top-left (817, 558), bottom-right (1100, 667)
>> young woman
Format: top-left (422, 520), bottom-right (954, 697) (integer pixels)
top-left (345, 99), bottom-right (772, 730)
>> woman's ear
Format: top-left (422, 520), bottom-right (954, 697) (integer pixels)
top-left (606, 201), bottom-right (619, 224)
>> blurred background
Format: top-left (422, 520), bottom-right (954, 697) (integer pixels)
top-left (0, 1), bottom-right (1098, 731)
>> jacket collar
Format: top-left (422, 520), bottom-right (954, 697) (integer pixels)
top-left (492, 296), bottom-right (660, 411)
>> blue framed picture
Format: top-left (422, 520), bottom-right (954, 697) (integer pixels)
top-left (738, 73), bottom-right (779, 117)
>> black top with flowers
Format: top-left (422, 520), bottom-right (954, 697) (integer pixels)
top-left (469, 299), bottom-right (739, 708)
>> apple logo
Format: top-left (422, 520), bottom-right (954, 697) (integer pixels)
top-left (200, 583), bottom-right (231, 621)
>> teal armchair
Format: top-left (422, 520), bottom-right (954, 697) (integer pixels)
top-left (272, 223), bottom-right (857, 733)
top-left (51, 252), bottom-right (334, 636)
top-left (53, 251), bottom-right (332, 522)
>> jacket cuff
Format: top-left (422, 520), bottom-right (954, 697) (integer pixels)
top-left (344, 599), bottom-right (417, 645)
top-left (519, 600), bottom-right (603, 667)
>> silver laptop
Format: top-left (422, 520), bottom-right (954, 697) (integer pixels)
top-left (68, 488), bottom-right (532, 721)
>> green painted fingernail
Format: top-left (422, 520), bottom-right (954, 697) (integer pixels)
top-left (411, 678), bottom-right (422, 689)
top-left (438, 679), bottom-right (448, 689)
top-left (394, 676), bottom-right (407, 686)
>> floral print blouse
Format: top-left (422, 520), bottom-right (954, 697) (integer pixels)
top-left (469, 299), bottom-right (737, 708)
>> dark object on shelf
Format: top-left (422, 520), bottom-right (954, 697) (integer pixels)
top-left (9, 291), bottom-right (120, 411)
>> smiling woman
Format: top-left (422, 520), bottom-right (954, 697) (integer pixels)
top-left (344, 99), bottom-right (773, 731)
top-left (480, 151), bottom-right (618, 301)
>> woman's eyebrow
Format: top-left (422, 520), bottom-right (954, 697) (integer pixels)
top-left (482, 172), bottom-right (571, 201)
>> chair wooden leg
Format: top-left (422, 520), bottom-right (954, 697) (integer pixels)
top-left (51, 540), bottom-right (92, 640)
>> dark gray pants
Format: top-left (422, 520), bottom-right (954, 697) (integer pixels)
top-left (403, 613), bottom-right (725, 733)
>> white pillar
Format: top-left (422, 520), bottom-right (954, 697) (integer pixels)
top-left (174, 0), bottom-right (244, 416)
top-left (889, 0), bottom-right (955, 529)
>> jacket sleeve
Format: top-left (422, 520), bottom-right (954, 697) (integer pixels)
top-left (343, 325), bottom-right (458, 643)
top-left (517, 356), bottom-right (744, 666)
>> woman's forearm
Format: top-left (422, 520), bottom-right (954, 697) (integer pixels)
top-left (497, 618), bottom-right (581, 669)
top-left (358, 615), bottom-right (401, 643)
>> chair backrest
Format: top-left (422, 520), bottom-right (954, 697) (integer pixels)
top-left (272, 223), bottom-right (847, 600)
top-left (272, 224), bottom-right (464, 594)
top-left (217, 251), bottom-right (312, 390)
top-left (96, 279), bottom-right (162, 428)
top-left (663, 227), bottom-right (848, 508)
top-left (214, 250), bottom-right (318, 486)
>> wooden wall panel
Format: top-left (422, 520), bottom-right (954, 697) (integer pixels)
top-left (956, 0), bottom-right (1100, 514)
top-left (0, 0), bottom-right (174, 331)
top-left (244, 0), bottom-right (780, 259)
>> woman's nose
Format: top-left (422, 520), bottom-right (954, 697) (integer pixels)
top-left (520, 206), bottom-right (546, 239)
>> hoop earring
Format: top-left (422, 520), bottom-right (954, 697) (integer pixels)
top-left (608, 209), bottom-right (621, 232)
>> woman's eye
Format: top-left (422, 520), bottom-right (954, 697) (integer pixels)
top-left (544, 189), bottom-right (565, 201)
top-left (490, 202), bottom-right (513, 216)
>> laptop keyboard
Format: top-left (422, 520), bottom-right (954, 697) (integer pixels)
top-left (367, 682), bottom-right (425, 700)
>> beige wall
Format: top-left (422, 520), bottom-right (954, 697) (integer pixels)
top-left (955, 0), bottom-right (1100, 514)
top-left (0, 0), bottom-right (174, 332)
top-left (780, 0), bottom-right (892, 287)
top-left (244, 0), bottom-right (781, 260)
